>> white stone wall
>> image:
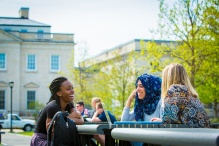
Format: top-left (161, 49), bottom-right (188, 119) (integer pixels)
top-left (0, 31), bottom-right (74, 115)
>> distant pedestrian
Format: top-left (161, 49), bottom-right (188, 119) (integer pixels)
top-left (76, 101), bottom-right (90, 118)
top-left (92, 102), bottom-right (116, 124)
top-left (91, 102), bottom-right (117, 146)
top-left (90, 97), bottom-right (102, 117)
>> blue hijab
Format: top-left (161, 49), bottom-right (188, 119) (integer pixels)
top-left (134, 74), bottom-right (161, 121)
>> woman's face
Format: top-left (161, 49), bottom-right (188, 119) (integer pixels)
top-left (91, 100), bottom-right (96, 109)
top-left (58, 80), bottom-right (74, 103)
top-left (95, 105), bottom-right (103, 114)
top-left (136, 80), bottom-right (146, 100)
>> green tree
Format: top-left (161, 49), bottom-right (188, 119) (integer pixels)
top-left (67, 41), bottom-right (94, 106)
top-left (29, 101), bottom-right (44, 121)
top-left (90, 51), bottom-right (140, 119)
top-left (91, 66), bottom-right (114, 110)
top-left (141, 0), bottom-right (219, 117)
top-left (196, 0), bottom-right (219, 117)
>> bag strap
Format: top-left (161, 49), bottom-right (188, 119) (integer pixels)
top-left (47, 111), bottom-right (70, 146)
top-left (47, 111), bottom-right (60, 146)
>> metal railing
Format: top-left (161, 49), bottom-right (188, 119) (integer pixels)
top-left (111, 128), bottom-right (219, 146)
top-left (77, 123), bottom-right (219, 146)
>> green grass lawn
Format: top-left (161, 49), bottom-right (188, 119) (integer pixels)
top-left (16, 131), bottom-right (33, 136)
top-left (211, 118), bottom-right (219, 123)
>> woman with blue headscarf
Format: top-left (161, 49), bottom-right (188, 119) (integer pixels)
top-left (121, 74), bottom-right (162, 146)
top-left (121, 73), bottom-right (162, 122)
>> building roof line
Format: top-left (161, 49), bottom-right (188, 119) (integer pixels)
top-left (0, 24), bottom-right (51, 27)
top-left (0, 17), bottom-right (51, 27)
top-left (0, 29), bottom-right (22, 42)
top-left (85, 38), bottom-right (175, 61)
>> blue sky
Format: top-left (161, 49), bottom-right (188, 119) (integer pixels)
top-left (0, 0), bottom-right (161, 59)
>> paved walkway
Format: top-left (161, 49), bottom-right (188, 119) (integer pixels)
top-left (1, 129), bottom-right (32, 146)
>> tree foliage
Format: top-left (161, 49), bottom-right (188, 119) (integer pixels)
top-left (67, 41), bottom-right (93, 107)
top-left (89, 51), bottom-right (140, 119)
top-left (68, 41), bottom-right (141, 119)
top-left (141, 0), bottom-right (219, 117)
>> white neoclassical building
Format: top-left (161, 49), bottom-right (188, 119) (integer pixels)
top-left (0, 7), bottom-right (75, 116)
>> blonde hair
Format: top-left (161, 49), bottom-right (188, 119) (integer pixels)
top-left (161, 63), bottom-right (198, 100)
top-left (92, 97), bottom-right (101, 103)
top-left (91, 97), bottom-right (101, 109)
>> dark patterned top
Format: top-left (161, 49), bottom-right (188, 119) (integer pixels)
top-left (162, 84), bottom-right (211, 128)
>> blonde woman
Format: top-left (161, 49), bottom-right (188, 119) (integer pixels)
top-left (91, 102), bottom-right (117, 146)
top-left (90, 97), bottom-right (104, 145)
top-left (91, 97), bottom-right (101, 109)
top-left (158, 63), bottom-right (211, 127)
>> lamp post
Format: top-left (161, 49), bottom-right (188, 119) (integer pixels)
top-left (9, 81), bottom-right (14, 132)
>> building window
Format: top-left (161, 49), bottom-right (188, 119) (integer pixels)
top-left (51, 55), bottom-right (60, 71)
top-left (4, 28), bottom-right (11, 32)
top-left (21, 29), bottom-right (27, 32)
top-left (37, 30), bottom-right (44, 39)
top-left (0, 91), bottom-right (5, 109)
top-left (0, 53), bottom-right (6, 70)
top-left (27, 54), bottom-right (36, 71)
top-left (27, 91), bottom-right (35, 110)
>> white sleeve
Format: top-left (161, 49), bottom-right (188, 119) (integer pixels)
top-left (121, 107), bottom-right (135, 121)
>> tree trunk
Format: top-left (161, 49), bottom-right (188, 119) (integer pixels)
top-left (214, 100), bottom-right (219, 118)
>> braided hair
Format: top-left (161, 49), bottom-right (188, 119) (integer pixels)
top-left (47, 76), bottom-right (67, 104)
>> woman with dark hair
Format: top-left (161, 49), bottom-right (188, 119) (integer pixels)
top-left (121, 73), bottom-right (162, 146)
top-left (30, 76), bottom-right (84, 146)
top-left (121, 73), bottom-right (162, 122)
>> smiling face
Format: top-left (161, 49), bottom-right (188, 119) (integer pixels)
top-left (57, 80), bottom-right (74, 103)
top-left (136, 80), bottom-right (146, 100)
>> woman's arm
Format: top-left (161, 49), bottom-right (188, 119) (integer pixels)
top-left (125, 90), bottom-right (136, 108)
top-left (121, 108), bottom-right (135, 121)
top-left (46, 118), bottom-right (52, 131)
top-left (121, 90), bottom-right (136, 121)
top-left (69, 108), bottom-right (84, 125)
top-left (91, 110), bottom-right (102, 122)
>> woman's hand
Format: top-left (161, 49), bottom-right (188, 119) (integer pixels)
top-left (150, 117), bottom-right (162, 122)
top-left (96, 108), bottom-right (103, 115)
top-left (70, 110), bottom-right (81, 119)
top-left (124, 90), bottom-right (136, 108)
top-left (69, 108), bottom-right (84, 125)
top-left (128, 90), bottom-right (136, 101)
